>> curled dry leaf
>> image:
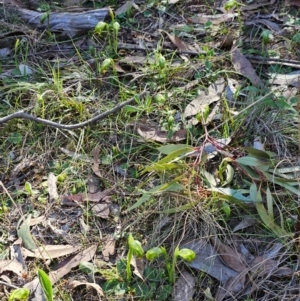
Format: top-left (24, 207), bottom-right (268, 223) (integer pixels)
top-left (173, 270), bottom-right (195, 301)
top-left (102, 236), bottom-right (116, 261)
top-left (241, 0), bottom-right (276, 11)
top-left (137, 124), bottom-right (187, 143)
top-left (92, 145), bottom-right (102, 178)
top-left (210, 237), bottom-right (247, 273)
top-left (184, 77), bottom-right (225, 125)
top-left (131, 257), bottom-right (144, 280)
top-left (21, 245), bottom-right (80, 259)
top-left (231, 46), bottom-right (264, 87)
top-left (189, 13), bottom-right (237, 25)
top-left (163, 30), bottom-right (193, 51)
top-left (67, 280), bottom-right (104, 296)
top-left (63, 187), bottom-right (114, 203)
top-left (233, 216), bottom-right (256, 232)
top-left (182, 239), bottom-right (239, 283)
top-left (48, 172), bottom-right (58, 202)
top-left (0, 260), bottom-right (25, 277)
top-left (91, 202), bottom-right (110, 219)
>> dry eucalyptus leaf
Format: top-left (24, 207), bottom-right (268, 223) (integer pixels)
top-left (24, 245), bottom-right (97, 296)
top-left (67, 280), bottom-right (104, 296)
top-left (48, 172), bottom-right (58, 202)
top-left (115, 0), bottom-right (135, 16)
top-left (92, 145), bottom-right (102, 178)
top-left (233, 216), bottom-right (256, 232)
top-left (210, 237), bottom-right (247, 273)
top-left (231, 46), bottom-right (264, 87)
top-left (216, 273), bottom-right (246, 301)
top-left (80, 217), bottom-right (90, 235)
top-left (189, 13), bottom-right (237, 25)
top-left (91, 202), bottom-right (110, 219)
top-left (137, 124), bottom-right (187, 143)
top-left (182, 239), bottom-right (239, 283)
top-left (184, 77), bottom-right (225, 125)
top-left (21, 245), bottom-right (80, 259)
top-left (246, 19), bottom-right (281, 32)
top-left (163, 30), bottom-right (193, 51)
top-left (241, 0), bottom-right (276, 11)
top-left (131, 257), bottom-right (144, 280)
top-left (173, 271), bottom-right (195, 301)
top-left (102, 236), bottom-right (116, 261)
top-left (0, 260), bottom-right (25, 277)
top-left (268, 71), bottom-right (300, 87)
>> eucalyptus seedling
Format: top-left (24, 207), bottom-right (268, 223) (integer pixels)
top-left (146, 246), bottom-right (196, 283)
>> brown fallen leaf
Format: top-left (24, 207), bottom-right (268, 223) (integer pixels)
top-left (231, 45), bottom-right (264, 87)
top-left (67, 280), bottom-right (104, 296)
top-left (63, 187), bottom-right (114, 203)
top-left (21, 245), bottom-right (80, 259)
top-left (0, 260), bottom-right (25, 277)
top-left (233, 216), bottom-right (256, 232)
top-left (162, 30), bottom-right (192, 51)
top-left (24, 245), bottom-right (97, 296)
top-left (137, 124), bottom-right (187, 143)
top-left (210, 237), bottom-right (247, 273)
top-left (91, 202), bottom-right (110, 218)
top-left (173, 270), bottom-right (195, 301)
top-left (241, 0), bottom-right (276, 10)
top-left (131, 257), bottom-right (144, 280)
top-left (216, 273), bottom-right (246, 301)
top-left (102, 236), bottom-right (116, 261)
top-left (48, 172), bottom-right (58, 202)
top-left (92, 145), bottom-right (102, 178)
top-left (189, 13), bottom-right (237, 25)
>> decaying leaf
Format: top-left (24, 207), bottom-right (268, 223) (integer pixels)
top-left (17, 215), bottom-right (37, 251)
top-left (0, 260), bottom-right (25, 277)
top-left (182, 239), bottom-right (239, 283)
top-left (67, 280), bottom-right (104, 296)
top-left (115, 0), bottom-right (135, 16)
top-left (268, 71), bottom-right (300, 87)
top-left (183, 77), bottom-right (225, 125)
top-left (131, 257), bottom-right (144, 280)
top-left (173, 271), bottom-right (195, 301)
top-left (92, 145), bottom-right (102, 178)
top-left (48, 172), bottom-right (58, 202)
top-left (102, 236), bottom-right (116, 261)
top-left (24, 245), bottom-right (97, 295)
top-left (91, 202), bottom-right (110, 218)
top-left (63, 187), bottom-right (114, 203)
top-left (231, 46), bottom-right (264, 87)
top-left (246, 19), bottom-right (281, 32)
top-left (137, 124), bottom-right (187, 143)
top-left (210, 237), bottom-right (246, 273)
top-left (21, 245), bottom-right (80, 259)
top-left (241, 0), bottom-right (276, 11)
top-left (189, 13), bottom-right (237, 25)
top-left (233, 216), bottom-right (256, 232)
top-left (163, 30), bottom-right (193, 51)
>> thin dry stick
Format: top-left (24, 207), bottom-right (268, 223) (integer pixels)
top-left (0, 181), bottom-right (23, 216)
top-left (0, 91), bottom-right (147, 130)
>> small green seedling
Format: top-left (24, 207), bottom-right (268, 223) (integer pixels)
top-left (38, 269), bottom-right (53, 301)
top-left (8, 288), bottom-right (30, 301)
top-left (127, 234), bottom-right (144, 281)
top-left (146, 246), bottom-right (196, 283)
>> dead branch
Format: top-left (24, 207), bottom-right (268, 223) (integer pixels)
top-left (0, 91), bottom-right (147, 130)
top-left (15, 8), bottom-right (110, 36)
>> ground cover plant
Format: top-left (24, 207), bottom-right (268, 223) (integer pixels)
top-left (0, 0), bottom-right (300, 300)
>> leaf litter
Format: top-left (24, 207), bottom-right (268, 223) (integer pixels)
top-left (0, 0), bottom-right (300, 300)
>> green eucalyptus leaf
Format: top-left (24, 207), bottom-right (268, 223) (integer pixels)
top-left (157, 144), bottom-right (193, 155)
top-left (236, 156), bottom-right (270, 167)
top-left (238, 163), bottom-right (261, 180)
top-left (146, 247), bottom-right (163, 261)
top-left (177, 248), bottom-right (196, 262)
top-left (38, 269), bottom-right (53, 301)
top-left (266, 188), bottom-right (274, 220)
top-left (249, 183), bottom-right (257, 200)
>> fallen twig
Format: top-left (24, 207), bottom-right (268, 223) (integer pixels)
top-left (0, 91), bottom-right (147, 130)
